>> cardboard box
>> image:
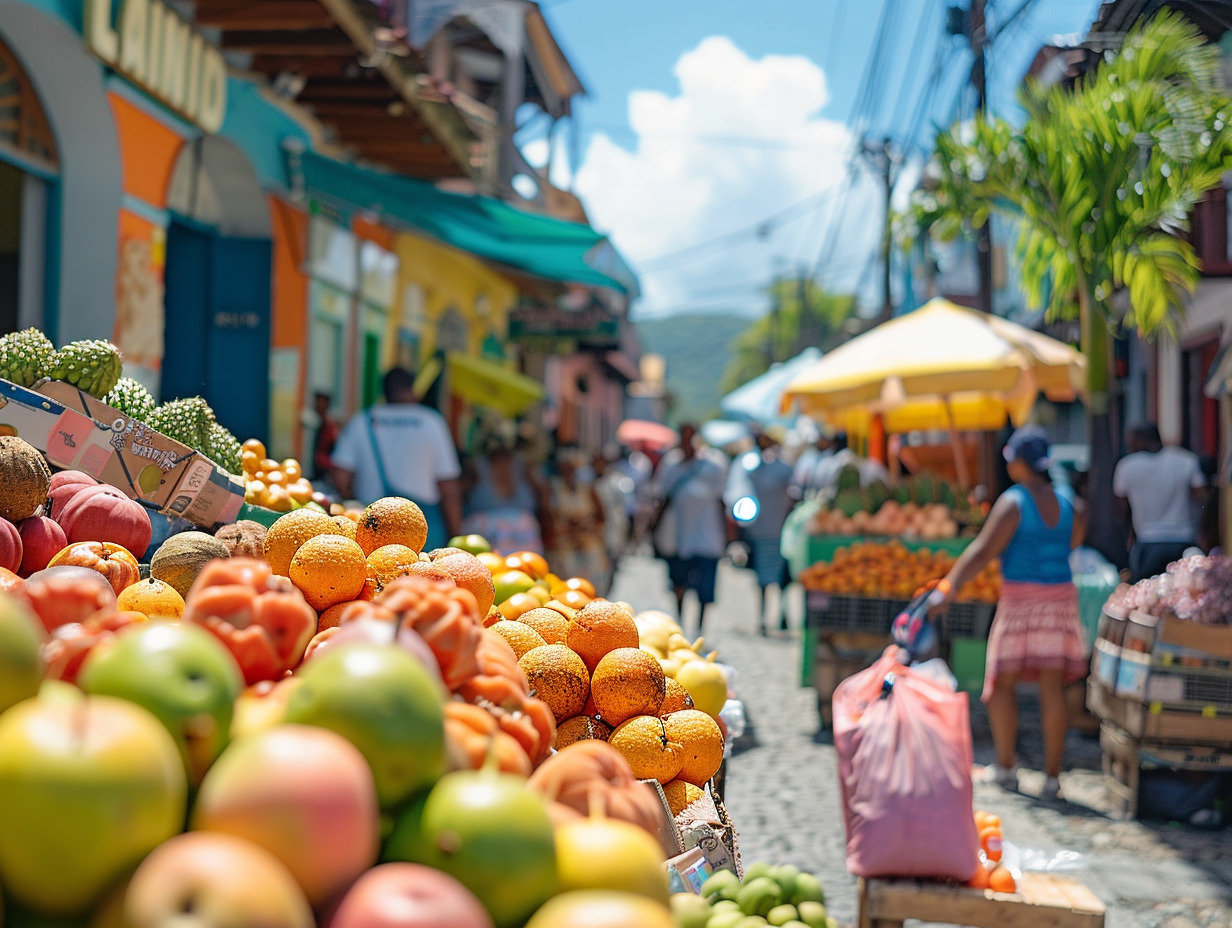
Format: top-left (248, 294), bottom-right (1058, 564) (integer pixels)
top-left (0, 378), bottom-right (244, 529)
top-left (1128, 611), bottom-right (1232, 662)
top-left (1088, 679), bottom-right (1232, 744)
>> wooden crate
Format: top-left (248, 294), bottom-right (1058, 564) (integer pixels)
top-left (1088, 679), bottom-right (1232, 745)
top-left (1099, 720), bottom-right (1232, 819)
top-left (857, 873), bottom-right (1105, 928)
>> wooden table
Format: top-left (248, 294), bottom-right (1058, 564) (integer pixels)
top-left (858, 873), bottom-right (1106, 928)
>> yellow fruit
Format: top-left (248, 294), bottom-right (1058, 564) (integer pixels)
top-left (554, 810), bottom-right (670, 902)
top-left (115, 577), bottom-right (186, 620)
top-left (281, 459), bottom-right (302, 481)
top-left (555, 715), bottom-right (612, 749)
top-left (590, 648), bottom-right (666, 727)
top-left (330, 516), bottom-right (358, 540)
top-left (490, 620), bottom-right (548, 659)
top-left (288, 534), bottom-right (368, 611)
top-left (517, 608), bottom-right (570, 646)
top-left (608, 715), bottom-right (682, 784)
top-left (524, 892), bottom-right (674, 928)
top-left (286, 480), bottom-right (314, 505)
top-left (263, 509), bottom-right (336, 576)
top-left (567, 600), bottom-right (639, 673)
top-left (355, 497), bottom-right (429, 555)
top-left (662, 709), bottom-right (724, 787)
top-left (241, 438), bottom-right (266, 459)
top-left (518, 644), bottom-right (590, 722)
top-left (661, 779), bottom-right (704, 817)
top-left (241, 450), bottom-right (260, 474)
top-left (675, 661), bottom-right (727, 717)
top-left (366, 544), bottom-right (421, 585)
top-left (658, 678), bottom-right (693, 716)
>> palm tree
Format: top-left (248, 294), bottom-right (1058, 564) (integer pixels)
top-left (910, 10), bottom-right (1232, 559)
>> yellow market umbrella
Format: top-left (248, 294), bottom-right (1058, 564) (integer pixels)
top-left (781, 298), bottom-right (1084, 434)
top-left (446, 352), bottom-right (545, 418)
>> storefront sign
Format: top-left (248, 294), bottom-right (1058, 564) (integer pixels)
top-left (86, 0), bottom-right (228, 133)
top-left (508, 304), bottom-right (619, 345)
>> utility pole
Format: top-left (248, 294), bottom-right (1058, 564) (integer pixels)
top-left (971, 0), bottom-right (994, 314)
top-left (863, 137), bottom-right (896, 324)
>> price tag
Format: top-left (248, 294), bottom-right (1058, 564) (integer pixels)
top-left (1202, 705), bottom-right (1218, 718)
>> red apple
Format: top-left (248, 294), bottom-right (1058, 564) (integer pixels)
top-left (124, 832), bottom-right (314, 928)
top-left (48, 479), bottom-right (97, 521)
top-left (17, 515), bottom-right (66, 576)
top-left (0, 518), bottom-right (21, 574)
top-left (42, 610), bottom-right (147, 685)
top-left (0, 690), bottom-right (186, 917)
top-left (193, 724), bottom-right (380, 908)
top-left (48, 541), bottom-right (141, 594)
top-left (58, 485), bottom-right (152, 559)
top-left (19, 565), bottom-right (117, 632)
top-left (329, 863), bottom-right (494, 928)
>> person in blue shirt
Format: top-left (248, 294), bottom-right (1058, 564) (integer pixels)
top-left (935, 426), bottom-right (1087, 801)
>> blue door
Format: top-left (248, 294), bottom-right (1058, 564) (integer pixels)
top-left (163, 219), bottom-right (272, 443)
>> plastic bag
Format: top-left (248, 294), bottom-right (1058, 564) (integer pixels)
top-left (833, 647), bottom-right (979, 881)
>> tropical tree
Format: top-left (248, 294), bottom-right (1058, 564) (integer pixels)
top-left (720, 277), bottom-right (856, 395)
top-left (909, 11), bottom-right (1232, 558)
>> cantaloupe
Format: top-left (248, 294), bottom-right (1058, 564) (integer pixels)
top-left (0, 437), bottom-right (51, 523)
top-left (150, 531), bottom-right (232, 597)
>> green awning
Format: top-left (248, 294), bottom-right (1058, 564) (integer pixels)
top-left (288, 147), bottom-right (633, 293)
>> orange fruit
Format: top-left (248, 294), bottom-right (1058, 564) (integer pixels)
top-left (658, 677), bottom-right (693, 715)
top-left (564, 576), bottom-right (597, 597)
top-left (115, 577), bottom-right (186, 620)
top-left (661, 778), bottom-right (704, 817)
top-left (330, 515), bottom-right (358, 540)
top-left (517, 644), bottom-right (590, 723)
top-left (566, 600), bottom-right (639, 673)
top-left (489, 620), bottom-right (548, 659)
top-left (558, 589), bottom-right (593, 610)
top-left (988, 867), bottom-right (1016, 894)
top-left (967, 866), bottom-right (991, 890)
top-left (355, 497), bottom-right (428, 555)
top-left (316, 601), bottom-right (352, 633)
top-left (608, 715), bottom-right (682, 784)
top-left (498, 592), bottom-right (540, 621)
top-left (505, 551), bottom-right (549, 579)
top-left (517, 607), bottom-right (570, 645)
top-left (979, 826), bottom-right (1003, 863)
top-left (366, 544), bottom-right (421, 585)
top-left (241, 438), bottom-right (266, 459)
top-left (431, 551), bottom-right (497, 616)
top-left (264, 509), bottom-right (336, 576)
top-left (591, 648), bottom-right (666, 727)
top-left (289, 534), bottom-right (368, 612)
top-left (662, 709), bottom-right (724, 787)
top-left (555, 715), bottom-right (613, 749)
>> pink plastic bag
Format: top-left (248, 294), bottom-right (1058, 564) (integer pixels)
top-left (833, 647), bottom-right (979, 881)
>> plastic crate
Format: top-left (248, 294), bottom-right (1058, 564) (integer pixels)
top-left (939, 602), bottom-right (995, 640)
top-left (1145, 665), bottom-right (1232, 711)
top-left (807, 595), bottom-right (895, 634)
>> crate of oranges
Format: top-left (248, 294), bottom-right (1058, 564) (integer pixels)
top-left (238, 439), bottom-right (333, 518)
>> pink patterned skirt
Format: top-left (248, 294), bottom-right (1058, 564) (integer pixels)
top-left (982, 581), bottom-right (1087, 702)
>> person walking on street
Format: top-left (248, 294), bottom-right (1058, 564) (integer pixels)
top-left (550, 448), bottom-right (610, 594)
top-left (935, 426), bottom-right (1087, 801)
top-left (311, 391), bottom-right (341, 481)
top-left (329, 367), bottom-right (462, 550)
top-left (463, 443), bottom-right (547, 556)
top-left (593, 450), bottom-right (630, 581)
top-left (729, 430), bottom-right (795, 634)
top-left (1114, 422), bottom-right (1206, 581)
top-left (651, 423), bottom-right (729, 636)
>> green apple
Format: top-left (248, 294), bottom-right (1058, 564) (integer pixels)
top-left (0, 594), bottom-right (43, 715)
top-left (282, 643), bottom-right (445, 807)
top-left (492, 569), bottom-right (535, 606)
top-left (796, 901), bottom-right (828, 928)
top-left (79, 622), bottom-right (244, 785)
top-left (448, 534), bottom-right (492, 555)
top-left (0, 690), bottom-right (186, 917)
top-left (670, 892), bottom-right (712, 928)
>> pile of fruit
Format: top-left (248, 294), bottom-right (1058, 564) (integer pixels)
top-left (0, 478), bottom-right (747, 928)
top-left (798, 540), bottom-right (1001, 603)
top-left (670, 863), bottom-right (835, 928)
top-left (1107, 554), bottom-right (1232, 625)
top-left (808, 468), bottom-right (986, 539)
top-left (967, 809), bottom-right (1017, 894)
top-left (238, 438), bottom-right (330, 513)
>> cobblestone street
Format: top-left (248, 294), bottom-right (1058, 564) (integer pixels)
top-left (610, 555), bottom-right (1232, 928)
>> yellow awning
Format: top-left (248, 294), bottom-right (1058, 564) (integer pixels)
top-left (446, 352), bottom-right (545, 418)
top-left (781, 298), bottom-right (1085, 433)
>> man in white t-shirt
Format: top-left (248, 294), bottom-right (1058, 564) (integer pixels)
top-left (1113, 422), bottom-right (1205, 581)
top-left (330, 367), bottom-right (462, 550)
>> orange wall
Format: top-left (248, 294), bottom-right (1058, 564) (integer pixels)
top-left (269, 197), bottom-right (310, 457)
top-left (108, 93), bottom-right (183, 207)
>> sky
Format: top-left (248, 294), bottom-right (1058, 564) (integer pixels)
top-left (519, 0), bottom-right (1105, 320)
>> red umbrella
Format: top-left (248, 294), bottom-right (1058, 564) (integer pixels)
top-left (616, 419), bottom-right (678, 450)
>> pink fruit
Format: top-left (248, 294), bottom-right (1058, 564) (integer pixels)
top-left (19, 565), bottom-right (117, 632)
top-left (17, 516), bottom-right (67, 577)
top-left (0, 519), bottom-right (21, 574)
top-left (58, 485), bottom-right (152, 559)
top-left (49, 481), bottom-right (98, 521)
top-left (329, 863), bottom-right (494, 928)
top-left (193, 725), bottom-right (380, 908)
top-left (49, 470), bottom-right (97, 492)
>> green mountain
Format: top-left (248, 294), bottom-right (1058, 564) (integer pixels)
top-left (636, 311), bottom-right (751, 425)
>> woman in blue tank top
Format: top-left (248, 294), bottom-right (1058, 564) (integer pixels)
top-left (937, 426), bottom-right (1087, 801)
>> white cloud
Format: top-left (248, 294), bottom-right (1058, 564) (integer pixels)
top-left (572, 36), bottom-right (882, 319)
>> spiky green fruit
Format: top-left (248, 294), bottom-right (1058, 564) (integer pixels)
top-left (148, 397), bottom-right (215, 455)
top-left (0, 328), bottom-right (55, 387)
top-left (103, 377), bottom-right (156, 422)
top-left (207, 422), bottom-right (242, 475)
top-left (49, 339), bottom-right (123, 398)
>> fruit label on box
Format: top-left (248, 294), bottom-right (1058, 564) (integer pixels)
top-left (666, 847), bottom-right (713, 894)
top-left (680, 822), bottom-right (738, 876)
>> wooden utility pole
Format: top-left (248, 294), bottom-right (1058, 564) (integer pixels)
top-left (971, 0), bottom-right (995, 314)
top-left (863, 137), bottom-right (896, 324)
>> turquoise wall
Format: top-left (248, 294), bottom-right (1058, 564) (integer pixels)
top-left (9, 0), bottom-right (79, 32)
top-left (220, 79), bottom-right (312, 193)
